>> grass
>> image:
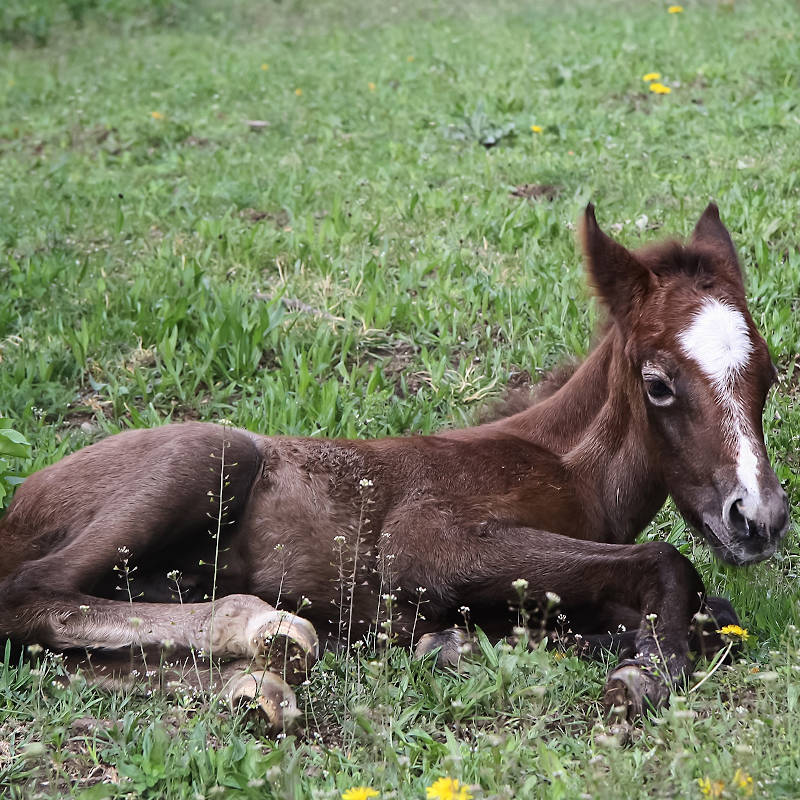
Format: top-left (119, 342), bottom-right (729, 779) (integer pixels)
top-left (1, 0), bottom-right (800, 796)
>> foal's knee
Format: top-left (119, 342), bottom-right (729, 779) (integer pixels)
top-left (637, 542), bottom-right (704, 613)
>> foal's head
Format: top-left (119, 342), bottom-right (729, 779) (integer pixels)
top-left (581, 203), bottom-right (789, 565)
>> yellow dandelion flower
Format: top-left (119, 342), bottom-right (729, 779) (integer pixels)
top-left (407, 55), bottom-right (415, 62)
top-left (733, 769), bottom-right (754, 797)
top-left (150, 111), bottom-right (164, 120)
top-left (261, 63), bottom-right (269, 71)
top-left (294, 88), bottom-right (303, 96)
top-left (530, 124), bottom-right (543, 133)
top-left (668, 5), bottom-right (684, 12)
top-left (341, 788), bottom-right (379, 800)
top-left (426, 777), bottom-right (472, 800)
top-left (697, 777), bottom-right (725, 798)
top-left (649, 82), bottom-right (672, 94)
top-left (642, 72), bottom-right (661, 82)
top-left (368, 82), bottom-right (376, 91)
top-left (717, 624), bottom-right (749, 640)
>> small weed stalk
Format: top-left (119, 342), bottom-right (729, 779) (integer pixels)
top-left (374, 545), bottom-right (397, 653)
top-left (168, 568), bottom-right (203, 690)
top-left (458, 604), bottom-right (471, 639)
top-left (541, 591), bottom-right (562, 647)
top-left (689, 624), bottom-right (751, 695)
top-left (378, 588), bottom-right (399, 703)
top-left (372, 532), bottom-right (390, 648)
top-left (410, 585), bottom-right (428, 654)
top-left (333, 534), bottom-right (348, 652)
top-left (206, 436), bottom-right (231, 688)
top-left (646, 613), bottom-right (671, 683)
top-left (342, 477), bottom-right (374, 736)
top-left (688, 641), bottom-right (734, 695)
top-left (114, 545), bottom-right (148, 674)
top-left (511, 578), bottom-right (531, 648)
top-left (273, 543), bottom-right (287, 610)
top-left (379, 592), bottom-right (396, 648)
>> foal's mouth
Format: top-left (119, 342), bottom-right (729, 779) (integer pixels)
top-left (701, 521), bottom-right (777, 567)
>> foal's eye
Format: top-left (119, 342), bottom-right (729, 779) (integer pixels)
top-left (646, 379), bottom-right (674, 405)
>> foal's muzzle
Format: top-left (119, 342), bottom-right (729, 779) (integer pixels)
top-left (707, 484), bottom-right (790, 565)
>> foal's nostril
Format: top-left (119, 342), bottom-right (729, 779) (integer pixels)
top-left (727, 499), bottom-right (748, 536)
top-left (726, 500), bottom-right (767, 541)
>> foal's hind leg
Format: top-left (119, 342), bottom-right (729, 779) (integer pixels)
top-left (223, 661), bottom-right (301, 731)
top-left (2, 589), bottom-right (318, 683)
top-left (65, 651), bottom-right (302, 732)
top-left (0, 424), bottom-right (317, 683)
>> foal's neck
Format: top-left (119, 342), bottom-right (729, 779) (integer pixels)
top-left (499, 325), bottom-right (668, 541)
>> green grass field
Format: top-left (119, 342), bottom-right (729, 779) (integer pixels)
top-left (2, 0), bottom-right (800, 797)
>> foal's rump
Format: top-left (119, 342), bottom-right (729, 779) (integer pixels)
top-left (0, 422), bottom-right (263, 601)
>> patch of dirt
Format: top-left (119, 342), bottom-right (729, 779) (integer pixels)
top-left (778, 354), bottom-right (799, 390)
top-left (168, 402), bottom-right (203, 422)
top-left (63, 391), bottom-right (112, 430)
top-left (510, 183), bottom-right (561, 201)
top-left (377, 341), bottom-right (425, 397)
top-left (0, 738), bottom-right (11, 766)
top-left (182, 135), bottom-right (210, 147)
top-left (68, 124), bottom-right (131, 156)
top-left (241, 208), bottom-right (291, 228)
top-left (69, 716), bottom-right (115, 735)
top-left (122, 343), bottom-right (157, 373)
top-left (622, 91), bottom-right (654, 113)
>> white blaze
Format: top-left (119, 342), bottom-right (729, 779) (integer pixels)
top-left (678, 298), bottom-right (760, 498)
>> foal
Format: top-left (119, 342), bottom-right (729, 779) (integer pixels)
top-left (0, 203), bottom-right (788, 725)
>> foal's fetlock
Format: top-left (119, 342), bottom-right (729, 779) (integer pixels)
top-left (226, 669), bottom-right (300, 732)
top-left (245, 610), bottom-right (319, 684)
top-left (414, 627), bottom-right (470, 668)
top-left (602, 659), bottom-right (671, 722)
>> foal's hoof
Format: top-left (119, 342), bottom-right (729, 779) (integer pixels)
top-left (415, 628), bottom-right (469, 668)
top-left (247, 611), bottom-right (319, 684)
top-left (226, 670), bottom-right (300, 732)
top-left (603, 661), bottom-right (669, 722)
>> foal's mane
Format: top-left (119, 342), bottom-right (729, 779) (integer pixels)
top-left (480, 320), bottom-right (613, 423)
top-left (478, 362), bottom-right (580, 423)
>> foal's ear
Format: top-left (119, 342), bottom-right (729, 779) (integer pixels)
top-left (579, 204), bottom-right (652, 324)
top-left (691, 202), bottom-right (741, 276)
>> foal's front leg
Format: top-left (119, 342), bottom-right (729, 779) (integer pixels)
top-left (443, 530), bottom-right (704, 720)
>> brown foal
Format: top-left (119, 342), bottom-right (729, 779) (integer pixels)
top-left (0, 203), bottom-right (788, 725)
